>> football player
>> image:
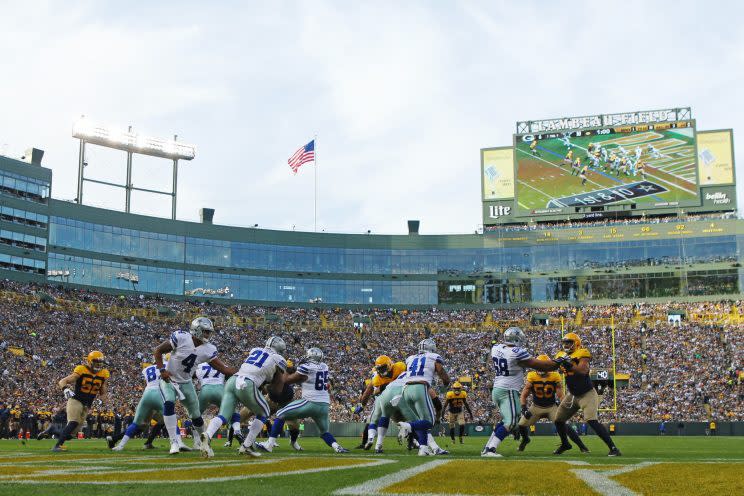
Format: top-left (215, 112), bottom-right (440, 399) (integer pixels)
top-left (579, 164), bottom-right (589, 185)
top-left (571, 157), bottom-right (581, 176)
top-left (396, 339), bottom-right (450, 456)
top-left (109, 359), bottom-right (171, 451)
top-left (442, 382), bottom-right (472, 444)
top-left (529, 139), bottom-right (539, 156)
top-left (197, 361), bottom-right (225, 416)
top-left (257, 347), bottom-right (350, 454)
top-left (154, 317), bottom-right (236, 455)
top-left (482, 328), bottom-right (562, 457)
top-left (553, 333), bottom-right (621, 456)
top-left (516, 355), bottom-right (588, 452)
top-left (563, 149), bottom-right (573, 166)
top-left (200, 336), bottom-right (287, 458)
top-left (355, 355), bottom-right (406, 451)
top-left (49, 351), bottom-right (110, 451)
top-left (263, 358), bottom-right (303, 450)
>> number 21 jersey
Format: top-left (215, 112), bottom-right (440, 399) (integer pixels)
top-left (166, 330), bottom-right (218, 383)
top-left (491, 343), bottom-right (531, 390)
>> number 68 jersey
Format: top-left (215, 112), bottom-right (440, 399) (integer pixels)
top-left (491, 343), bottom-right (532, 391)
top-left (166, 330), bottom-right (218, 383)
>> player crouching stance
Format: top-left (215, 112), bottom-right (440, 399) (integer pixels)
top-left (48, 351), bottom-right (109, 451)
top-left (482, 328), bottom-right (563, 457)
top-left (258, 347), bottom-right (350, 454)
top-left (516, 355), bottom-right (588, 453)
top-left (155, 317), bottom-right (236, 455)
top-left (201, 336), bottom-right (287, 458)
top-left (553, 333), bottom-right (621, 457)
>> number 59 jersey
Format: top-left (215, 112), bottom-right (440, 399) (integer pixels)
top-left (237, 347), bottom-right (287, 388)
top-left (491, 343), bottom-right (532, 391)
top-left (403, 352), bottom-right (444, 386)
top-left (296, 361), bottom-right (330, 404)
top-left (166, 330), bottom-right (218, 383)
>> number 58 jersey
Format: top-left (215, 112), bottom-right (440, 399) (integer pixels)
top-left (297, 361), bottom-right (330, 404)
top-left (166, 330), bottom-right (218, 383)
top-left (491, 344), bottom-right (532, 391)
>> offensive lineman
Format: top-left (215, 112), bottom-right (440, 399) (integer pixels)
top-left (154, 317), bottom-right (236, 455)
top-left (482, 328), bottom-right (564, 457)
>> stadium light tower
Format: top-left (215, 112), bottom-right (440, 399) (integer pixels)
top-left (72, 115), bottom-right (196, 220)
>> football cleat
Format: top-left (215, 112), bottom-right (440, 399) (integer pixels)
top-left (608, 447), bottom-right (622, 457)
top-left (418, 445), bottom-right (434, 456)
top-left (111, 445), bottom-right (125, 452)
top-left (177, 437), bottom-right (192, 452)
top-left (580, 446), bottom-right (590, 453)
top-left (51, 445), bottom-right (66, 452)
top-left (518, 437), bottom-right (530, 452)
top-left (169, 442), bottom-right (181, 455)
top-left (256, 441), bottom-right (273, 453)
top-left (334, 446), bottom-right (350, 453)
top-left (374, 448), bottom-right (384, 454)
top-left (200, 433), bottom-right (214, 458)
top-left (238, 444), bottom-right (262, 457)
top-left (363, 440), bottom-right (374, 450)
top-left (142, 443), bottom-right (155, 450)
top-left (481, 447), bottom-right (502, 458)
top-left (553, 443), bottom-right (573, 455)
top-left (291, 441), bottom-right (303, 451)
top-left (106, 436), bottom-right (115, 450)
top-left (224, 441), bottom-right (232, 448)
top-left (434, 448), bottom-right (449, 455)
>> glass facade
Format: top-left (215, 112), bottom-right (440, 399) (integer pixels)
top-left (0, 205), bottom-right (48, 228)
top-left (0, 228), bottom-right (46, 252)
top-left (0, 170), bottom-right (50, 203)
top-left (0, 252), bottom-right (45, 274)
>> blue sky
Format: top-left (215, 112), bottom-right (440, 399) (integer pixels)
top-left (1, 1), bottom-right (742, 233)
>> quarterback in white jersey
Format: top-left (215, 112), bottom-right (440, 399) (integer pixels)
top-left (482, 327), bottom-right (562, 457)
top-left (201, 336), bottom-right (287, 458)
top-left (258, 347), bottom-right (349, 453)
top-left (154, 317), bottom-right (237, 455)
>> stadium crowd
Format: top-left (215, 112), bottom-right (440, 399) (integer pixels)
top-left (0, 280), bottom-right (742, 439)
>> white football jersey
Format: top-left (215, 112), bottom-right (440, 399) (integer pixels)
top-left (142, 364), bottom-right (161, 391)
top-left (166, 330), bottom-right (218, 383)
top-left (403, 352), bottom-right (444, 386)
top-left (296, 361), bottom-right (330, 403)
top-left (237, 347), bottom-right (286, 388)
top-left (196, 362), bottom-right (225, 386)
top-left (491, 344), bottom-right (531, 390)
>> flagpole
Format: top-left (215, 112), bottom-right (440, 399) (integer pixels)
top-left (314, 136), bottom-right (317, 232)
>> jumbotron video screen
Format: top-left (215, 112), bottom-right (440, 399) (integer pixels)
top-left (514, 121), bottom-right (698, 214)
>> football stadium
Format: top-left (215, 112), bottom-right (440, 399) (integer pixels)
top-left (1, 5), bottom-right (744, 496)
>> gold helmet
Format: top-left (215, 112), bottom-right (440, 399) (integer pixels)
top-left (87, 351), bottom-right (105, 372)
top-left (561, 333), bottom-right (581, 354)
top-left (536, 354), bottom-right (551, 376)
top-left (374, 355), bottom-right (393, 376)
top-left (452, 381), bottom-right (463, 394)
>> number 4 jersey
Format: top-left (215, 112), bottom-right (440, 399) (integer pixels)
top-left (491, 343), bottom-right (532, 391)
top-left (166, 330), bottom-right (218, 383)
top-left (296, 361), bottom-right (330, 403)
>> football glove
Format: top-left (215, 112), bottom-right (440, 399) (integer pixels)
top-left (353, 403), bottom-right (364, 415)
top-left (554, 356), bottom-right (573, 370)
top-left (521, 405), bottom-right (532, 419)
top-left (63, 388), bottom-right (75, 399)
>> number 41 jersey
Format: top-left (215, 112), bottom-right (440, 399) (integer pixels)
top-left (403, 352), bottom-right (444, 386)
top-left (491, 343), bottom-right (532, 391)
top-left (297, 361), bottom-right (330, 404)
top-left (166, 330), bottom-right (218, 383)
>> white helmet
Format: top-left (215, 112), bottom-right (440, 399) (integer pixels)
top-left (265, 336), bottom-right (286, 354)
top-left (305, 347), bottom-right (323, 363)
top-left (190, 317), bottom-right (214, 340)
top-left (418, 338), bottom-right (436, 354)
top-left (503, 327), bottom-right (526, 347)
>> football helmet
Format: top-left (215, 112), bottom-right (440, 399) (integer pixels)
top-left (305, 347), bottom-right (324, 363)
top-left (503, 327), bottom-right (526, 347)
top-left (374, 355), bottom-right (394, 376)
top-left (87, 351), bottom-right (105, 372)
top-left (418, 338), bottom-right (436, 354)
top-left (265, 336), bottom-right (286, 354)
top-left (190, 317), bottom-right (214, 340)
top-left (562, 333), bottom-right (581, 354)
top-left (452, 381), bottom-right (462, 394)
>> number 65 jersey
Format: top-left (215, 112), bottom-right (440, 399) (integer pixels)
top-left (297, 361), bottom-right (330, 404)
top-left (491, 343), bottom-right (532, 391)
top-left (166, 330), bottom-right (218, 383)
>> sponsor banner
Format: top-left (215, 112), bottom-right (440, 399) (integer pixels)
top-left (697, 130), bottom-right (735, 186)
top-left (481, 147), bottom-right (515, 200)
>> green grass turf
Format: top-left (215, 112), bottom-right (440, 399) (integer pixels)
top-left (0, 436), bottom-right (741, 495)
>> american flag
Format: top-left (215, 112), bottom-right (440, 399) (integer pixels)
top-left (288, 140), bottom-right (315, 174)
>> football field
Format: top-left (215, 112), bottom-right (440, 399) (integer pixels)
top-left (0, 436), bottom-right (742, 495)
top-left (515, 128), bottom-right (698, 211)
